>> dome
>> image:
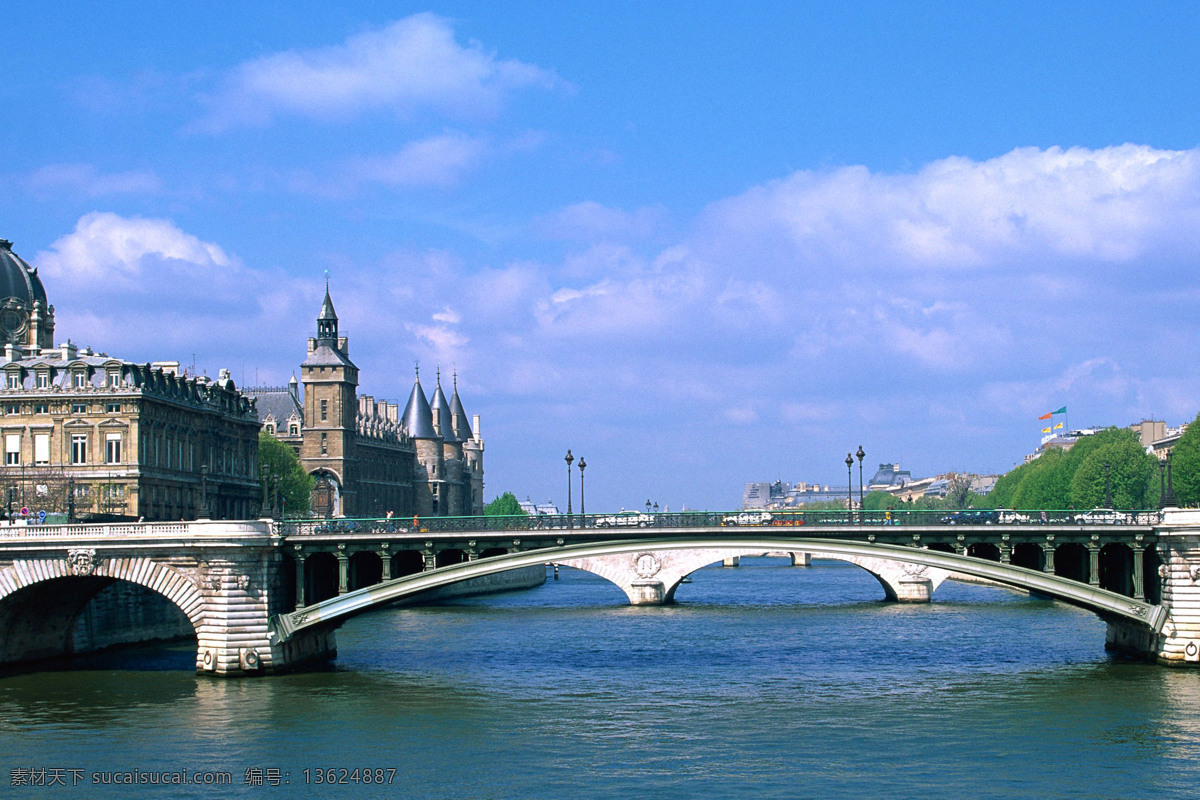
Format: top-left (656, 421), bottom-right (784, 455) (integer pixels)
top-left (0, 239), bottom-right (52, 348)
top-left (0, 240), bottom-right (49, 309)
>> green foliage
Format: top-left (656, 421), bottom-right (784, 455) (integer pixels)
top-left (1010, 449), bottom-right (1071, 509)
top-left (986, 459), bottom-right (1035, 508)
top-left (258, 432), bottom-right (313, 517)
top-left (990, 427), bottom-right (1159, 510)
top-left (483, 491), bottom-right (526, 516)
top-left (1068, 436), bottom-right (1156, 509)
top-left (1170, 413), bottom-right (1200, 505)
top-left (861, 491), bottom-right (896, 511)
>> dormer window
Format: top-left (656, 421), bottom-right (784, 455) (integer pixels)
top-left (35, 372), bottom-right (48, 389)
top-left (72, 371), bottom-right (86, 388)
top-left (289, 423), bottom-right (300, 436)
top-left (265, 423), bottom-right (276, 435)
top-left (6, 373), bottom-right (19, 389)
top-left (107, 371), bottom-right (120, 387)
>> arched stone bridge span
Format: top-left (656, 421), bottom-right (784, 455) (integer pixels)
top-left (269, 535), bottom-right (1168, 646)
top-left (4, 510), bottom-right (1200, 676)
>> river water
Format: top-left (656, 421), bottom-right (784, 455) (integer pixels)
top-left (4, 557), bottom-right (1200, 799)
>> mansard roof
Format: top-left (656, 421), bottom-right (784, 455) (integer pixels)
top-left (245, 384), bottom-right (303, 426)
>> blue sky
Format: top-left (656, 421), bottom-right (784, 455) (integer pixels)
top-left (3, 2), bottom-right (1200, 511)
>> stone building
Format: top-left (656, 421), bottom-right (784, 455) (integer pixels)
top-left (0, 239), bottom-right (261, 521)
top-left (246, 286), bottom-right (484, 519)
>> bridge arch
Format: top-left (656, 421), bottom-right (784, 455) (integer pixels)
top-left (271, 537), bottom-right (1166, 645)
top-left (0, 554), bottom-right (204, 665)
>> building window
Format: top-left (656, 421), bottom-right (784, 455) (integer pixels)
top-left (265, 423), bottom-right (276, 435)
top-left (6, 374), bottom-right (19, 389)
top-left (71, 403), bottom-right (86, 414)
top-left (105, 433), bottom-right (122, 464)
top-left (33, 433), bottom-right (48, 465)
top-left (35, 372), bottom-right (48, 389)
top-left (106, 403), bottom-right (121, 413)
top-left (108, 372), bottom-right (120, 387)
top-left (71, 434), bottom-right (87, 464)
top-left (4, 404), bottom-right (17, 415)
top-left (5, 433), bottom-right (19, 465)
top-left (289, 423), bottom-right (300, 436)
top-left (320, 399), bottom-right (328, 421)
top-left (33, 403), bottom-right (47, 414)
top-left (73, 371), bottom-right (87, 388)
top-left (320, 432), bottom-right (327, 454)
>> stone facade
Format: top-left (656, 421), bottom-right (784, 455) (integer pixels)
top-left (248, 287), bottom-right (484, 519)
top-left (0, 240), bottom-right (260, 522)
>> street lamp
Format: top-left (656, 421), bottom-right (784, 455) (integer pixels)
top-left (646, 499), bottom-right (652, 514)
top-left (1165, 450), bottom-right (1178, 507)
top-left (1104, 461), bottom-right (1112, 509)
top-left (845, 453), bottom-right (854, 513)
top-left (1159, 455), bottom-right (1168, 509)
top-left (564, 449), bottom-right (574, 527)
top-left (577, 457), bottom-right (586, 518)
top-left (856, 445), bottom-right (866, 509)
top-left (67, 476), bottom-right (75, 524)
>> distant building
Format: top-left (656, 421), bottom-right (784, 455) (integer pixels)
top-left (249, 285), bottom-right (484, 519)
top-left (741, 462), bottom-right (995, 509)
top-left (519, 497), bottom-right (559, 515)
top-left (868, 463), bottom-right (912, 490)
top-left (0, 239), bottom-right (260, 521)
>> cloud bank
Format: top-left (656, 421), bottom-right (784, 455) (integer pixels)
top-left (30, 144), bottom-right (1200, 505)
top-left (193, 13), bottom-right (562, 132)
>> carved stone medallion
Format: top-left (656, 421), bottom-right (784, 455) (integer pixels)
top-left (634, 553), bottom-right (661, 579)
top-left (65, 548), bottom-right (98, 576)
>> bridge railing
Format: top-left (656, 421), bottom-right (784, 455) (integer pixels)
top-left (280, 507), bottom-right (1163, 537)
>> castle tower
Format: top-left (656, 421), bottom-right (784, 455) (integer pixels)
top-left (300, 284), bottom-right (359, 516)
top-left (402, 367), bottom-right (443, 515)
top-left (450, 372), bottom-right (484, 515)
top-left (430, 369), bottom-right (466, 516)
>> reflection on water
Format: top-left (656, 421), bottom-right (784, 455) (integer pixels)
top-left (3, 557), bottom-right (1200, 799)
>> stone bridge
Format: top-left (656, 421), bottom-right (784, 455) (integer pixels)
top-left (3, 509), bottom-right (1200, 675)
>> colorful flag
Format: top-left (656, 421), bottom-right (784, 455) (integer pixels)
top-left (1053, 406), bottom-right (1067, 414)
top-left (1054, 422), bottom-right (1063, 430)
top-left (1038, 412), bottom-right (1052, 420)
top-left (1042, 427), bottom-right (1052, 433)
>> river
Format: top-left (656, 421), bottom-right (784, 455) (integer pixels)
top-left (4, 557), bottom-right (1200, 798)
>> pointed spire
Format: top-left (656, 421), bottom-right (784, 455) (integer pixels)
top-left (449, 369), bottom-right (474, 441)
top-left (430, 366), bottom-right (458, 442)
top-left (402, 365), bottom-right (437, 439)
top-left (317, 276), bottom-right (338, 342)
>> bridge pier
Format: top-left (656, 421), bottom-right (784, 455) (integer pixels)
top-left (841, 555), bottom-right (950, 603)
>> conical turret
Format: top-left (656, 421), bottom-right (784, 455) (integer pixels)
top-left (401, 367), bottom-right (437, 439)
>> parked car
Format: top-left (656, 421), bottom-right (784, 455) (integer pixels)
top-left (1073, 508), bottom-right (1132, 525)
top-left (595, 510), bottom-right (654, 528)
top-left (722, 511), bottom-right (773, 526)
top-left (940, 509), bottom-right (998, 525)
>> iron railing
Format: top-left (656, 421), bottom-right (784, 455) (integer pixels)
top-left (281, 507), bottom-right (1163, 536)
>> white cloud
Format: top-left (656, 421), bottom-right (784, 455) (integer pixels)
top-left (696, 144), bottom-right (1200, 273)
top-left (36, 212), bottom-right (235, 287)
top-left (347, 132), bottom-right (489, 188)
top-left (193, 13), bottom-right (562, 132)
top-left (537, 201), bottom-right (670, 242)
top-left (24, 164), bottom-right (161, 198)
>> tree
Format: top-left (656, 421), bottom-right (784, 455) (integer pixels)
top-left (1167, 413), bottom-right (1200, 505)
top-left (258, 432), bottom-right (313, 517)
top-left (483, 491), bottom-right (526, 516)
top-left (1010, 449), bottom-right (1071, 509)
top-left (1068, 436), bottom-right (1156, 509)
